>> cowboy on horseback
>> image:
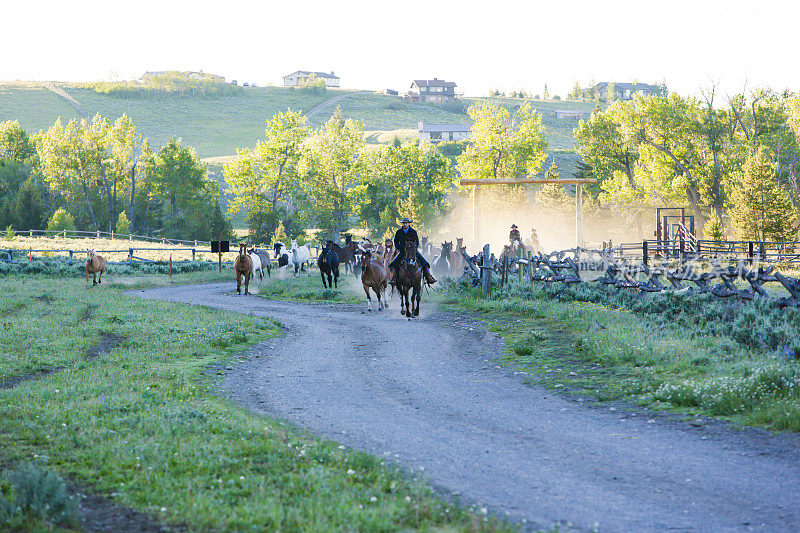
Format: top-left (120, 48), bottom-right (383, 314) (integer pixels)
top-left (509, 224), bottom-right (521, 246)
top-left (389, 217), bottom-right (436, 286)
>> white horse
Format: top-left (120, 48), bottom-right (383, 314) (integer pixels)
top-left (290, 240), bottom-right (312, 276)
top-left (248, 248), bottom-right (264, 281)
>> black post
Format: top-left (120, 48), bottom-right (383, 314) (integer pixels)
top-left (642, 240), bottom-right (649, 266)
top-left (679, 237), bottom-right (685, 265)
top-left (748, 242), bottom-right (754, 265)
top-left (758, 241), bottom-right (766, 262)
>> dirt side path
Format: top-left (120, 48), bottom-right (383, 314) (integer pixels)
top-left (132, 283), bottom-right (800, 532)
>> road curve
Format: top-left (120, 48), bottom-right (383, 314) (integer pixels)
top-left (132, 283), bottom-right (800, 532)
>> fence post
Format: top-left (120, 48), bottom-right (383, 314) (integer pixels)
top-left (748, 241), bottom-right (754, 265)
top-left (481, 243), bottom-right (491, 298)
top-left (192, 248), bottom-right (196, 262)
top-left (218, 252), bottom-right (222, 273)
top-left (169, 255), bottom-right (173, 278)
top-left (642, 240), bottom-right (648, 266)
top-left (68, 250), bottom-right (73, 264)
top-left (758, 241), bottom-right (766, 262)
top-left (528, 251), bottom-right (534, 288)
top-left (97, 230), bottom-right (100, 238)
top-left (518, 245), bottom-right (524, 283)
top-left (128, 248), bottom-right (133, 263)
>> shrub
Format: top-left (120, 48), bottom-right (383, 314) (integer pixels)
top-left (5, 225), bottom-right (15, 240)
top-left (46, 208), bottom-right (76, 232)
top-left (116, 211), bottom-right (131, 235)
top-left (0, 462), bottom-right (77, 529)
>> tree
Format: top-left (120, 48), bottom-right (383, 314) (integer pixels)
top-left (543, 83), bottom-right (550, 100)
top-left (356, 140), bottom-right (454, 237)
top-left (729, 147), bottom-right (797, 241)
top-left (605, 82), bottom-right (616, 103)
top-left (224, 109), bottom-right (309, 243)
top-left (107, 115), bottom-right (148, 234)
top-left (116, 211), bottom-right (131, 234)
top-left (0, 120), bottom-right (35, 163)
top-left (297, 107), bottom-right (365, 240)
top-left (457, 101), bottom-right (548, 182)
top-left (13, 178), bottom-right (46, 231)
top-left (47, 207), bottom-right (76, 232)
top-left (568, 82), bottom-right (582, 101)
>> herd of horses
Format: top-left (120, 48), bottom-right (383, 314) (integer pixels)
top-left (84, 233), bottom-right (529, 319)
top-left (231, 235), bottom-right (479, 319)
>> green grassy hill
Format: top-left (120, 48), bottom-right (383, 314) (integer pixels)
top-left (1, 82), bottom-right (595, 157)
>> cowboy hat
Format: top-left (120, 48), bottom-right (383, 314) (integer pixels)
top-left (401, 217), bottom-right (413, 223)
top-left (510, 224), bottom-right (518, 228)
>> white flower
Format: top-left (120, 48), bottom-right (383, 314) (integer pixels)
top-left (370, 496), bottom-right (377, 502)
top-left (405, 496), bottom-right (412, 503)
top-left (347, 469), bottom-right (355, 475)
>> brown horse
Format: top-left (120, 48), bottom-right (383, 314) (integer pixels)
top-left (327, 241), bottom-right (359, 276)
top-left (449, 238), bottom-right (466, 277)
top-left (360, 250), bottom-right (389, 312)
top-left (85, 250), bottom-right (106, 286)
top-left (234, 243), bottom-right (253, 295)
top-left (382, 239), bottom-right (395, 271)
top-left (397, 240), bottom-right (422, 318)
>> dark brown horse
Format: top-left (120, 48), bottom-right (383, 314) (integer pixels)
top-left (234, 243), bottom-right (253, 295)
top-left (397, 240), bottom-right (422, 318)
top-left (317, 245), bottom-right (340, 289)
top-left (360, 250), bottom-right (388, 311)
top-left (326, 240), bottom-right (359, 276)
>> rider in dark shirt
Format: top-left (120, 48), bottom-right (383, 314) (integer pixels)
top-left (509, 224), bottom-right (521, 245)
top-left (389, 217), bottom-right (436, 285)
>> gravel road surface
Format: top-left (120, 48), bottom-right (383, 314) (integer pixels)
top-left (133, 282), bottom-right (800, 532)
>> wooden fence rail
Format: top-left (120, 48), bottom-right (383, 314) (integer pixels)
top-left (460, 244), bottom-right (800, 308)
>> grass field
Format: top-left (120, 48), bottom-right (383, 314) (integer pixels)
top-left (0, 273), bottom-right (507, 531)
top-left (1, 81), bottom-right (595, 157)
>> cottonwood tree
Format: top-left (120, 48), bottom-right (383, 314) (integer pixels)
top-left (355, 139), bottom-right (454, 238)
top-left (0, 120), bottom-right (35, 163)
top-left (297, 108), bottom-right (365, 240)
top-left (224, 109), bottom-right (309, 243)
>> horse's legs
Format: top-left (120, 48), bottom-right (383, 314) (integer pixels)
top-left (320, 269), bottom-right (327, 289)
top-left (414, 286), bottom-right (420, 316)
top-left (98, 270), bottom-right (102, 284)
top-left (375, 288), bottom-right (382, 311)
top-left (364, 286), bottom-right (372, 312)
top-left (236, 273), bottom-right (242, 294)
top-left (244, 273), bottom-right (251, 295)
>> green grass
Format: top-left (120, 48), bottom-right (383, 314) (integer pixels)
top-left (0, 273), bottom-right (502, 531)
top-left (436, 280), bottom-right (800, 431)
top-left (0, 86), bottom-right (81, 134)
top-left (256, 270), bottom-right (364, 303)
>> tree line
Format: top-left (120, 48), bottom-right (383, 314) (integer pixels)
top-left (0, 116), bottom-right (232, 241)
top-left (574, 87), bottom-right (800, 241)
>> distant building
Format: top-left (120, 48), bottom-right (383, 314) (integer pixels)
top-left (282, 71), bottom-right (340, 88)
top-left (408, 78), bottom-right (457, 103)
top-left (554, 110), bottom-right (587, 119)
top-left (418, 121), bottom-right (472, 143)
top-left (594, 82), bottom-right (658, 101)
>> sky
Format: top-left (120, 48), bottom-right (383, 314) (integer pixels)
top-left (3, 0), bottom-right (799, 98)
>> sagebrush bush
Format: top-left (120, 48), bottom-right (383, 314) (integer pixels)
top-left (0, 462), bottom-right (77, 529)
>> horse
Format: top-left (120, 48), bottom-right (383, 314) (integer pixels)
top-left (397, 240), bottom-right (422, 318)
top-left (273, 242), bottom-right (290, 270)
top-left (290, 240), bottom-right (312, 276)
top-left (449, 238), bottom-right (466, 277)
top-left (382, 239), bottom-right (395, 271)
top-left (256, 249), bottom-right (271, 277)
top-left (317, 246), bottom-right (340, 289)
top-left (247, 248), bottom-right (264, 282)
top-left (326, 240), bottom-right (358, 275)
top-left (432, 241), bottom-right (451, 278)
top-left (85, 250), bottom-right (106, 286)
top-left (234, 243), bottom-right (253, 295)
top-left (360, 249), bottom-right (389, 312)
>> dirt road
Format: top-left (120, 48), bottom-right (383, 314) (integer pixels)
top-left (133, 283), bottom-right (800, 532)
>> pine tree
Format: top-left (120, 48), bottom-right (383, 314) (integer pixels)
top-left (730, 147), bottom-right (798, 241)
top-left (536, 161), bottom-right (572, 215)
top-left (703, 211), bottom-right (726, 241)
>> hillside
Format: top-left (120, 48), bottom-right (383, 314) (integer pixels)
top-left (0, 82), bottom-right (595, 158)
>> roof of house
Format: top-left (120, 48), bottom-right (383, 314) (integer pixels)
top-left (594, 82), bottom-right (658, 91)
top-left (418, 122), bottom-right (472, 133)
top-left (412, 78), bottom-right (457, 89)
top-left (283, 70), bottom-right (339, 79)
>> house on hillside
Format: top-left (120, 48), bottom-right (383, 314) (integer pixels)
top-left (418, 121), bottom-right (472, 143)
top-left (282, 71), bottom-right (340, 88)
top-left (408, 78), bottom-right (457, 103)
top-left (594, 82), bottom-right (659, 101)
top-left (554, 110), bottom-right (587, 119)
